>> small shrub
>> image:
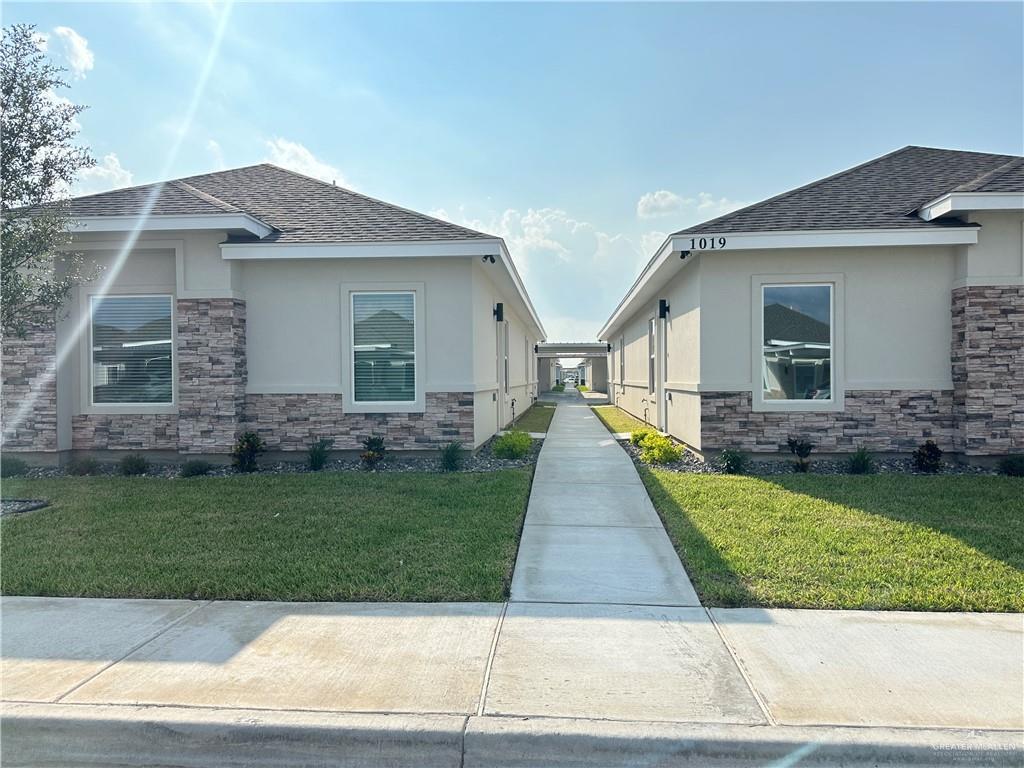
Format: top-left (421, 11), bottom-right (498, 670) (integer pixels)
top-left (492, 430), bottom-right (532, 459)
top-left (360, 435), bottom-right (387, 469)
top-left (67, 456), bottom-right (100, 476)
top-left (787, 437), bottom-right (814, 473)
top-left (912, 440), bottom-right (943, 474)
top-left (551, 384), bottom-right (565, 392)
top-left (0, 456), bottom-right (29, 477)
top-left (119, 453), bottom-right (150, 476)
top-left (639, 433), bottom-right (681, 465)
top-left (997, 454), bottom-right (1024, 477)
top-left (719, 449), bottom-right (748, 475)
top-left (577, 385), bottom-right (589, 392)
top-left (232, 431), bottom-right (265, 473)
top-left (307, 438), bottom-right (334, 471)
top-left (630, 427), bottom-right (655, 446)
top-left (847, 446), bottom-right (875, 475)
top-left (180, 459), bottom-right (213, 478)
top-left (439, 441), bottom-right (465, 472)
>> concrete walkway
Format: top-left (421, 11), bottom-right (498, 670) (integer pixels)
top-left (510, 399), bottom-right (699, 606)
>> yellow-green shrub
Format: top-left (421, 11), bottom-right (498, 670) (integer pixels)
top-left (638, 433), bottom-right (681, 464)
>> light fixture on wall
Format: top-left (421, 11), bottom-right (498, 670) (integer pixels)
top-left (679, 250), bottom-right (691, 260)
top-left (493, 303), bottom-right (504, 322)
top-left (482, 255), bottom-right (496, 263)
top-left (658, 299), bottom-right (670, 319)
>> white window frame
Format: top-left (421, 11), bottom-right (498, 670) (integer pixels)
top-left (341, 282), bottom-right (426, 414)
top-left (81, 290), bottom-right (178, 415)
top-left (751, 273), bottom-right (844, 413)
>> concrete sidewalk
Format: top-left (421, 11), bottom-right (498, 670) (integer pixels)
top-left (510, 400), bottom-right (699, 606)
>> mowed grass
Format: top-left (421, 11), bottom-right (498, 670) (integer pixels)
top-left (591, 405), bottom-right (651, 435)
top-left (641, 470), bottom-right (1024, 612)
top-left (512, 404), bottom-right (556, 433)
top-left (1, 471), bottom-right (532, 602)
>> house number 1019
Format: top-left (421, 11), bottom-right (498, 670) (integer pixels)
top-left (689, 236), bottom-right (727, 250)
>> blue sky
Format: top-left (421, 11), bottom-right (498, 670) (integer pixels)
top-left (10, 1), bottom-right (1023, 341)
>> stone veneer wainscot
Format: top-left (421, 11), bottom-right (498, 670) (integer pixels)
top-left (0, 316), bottom-right (58, 452)
top-left (700, 390), bottom-right (956, 454)
top-left (244, 392), bottom-right (475, 451)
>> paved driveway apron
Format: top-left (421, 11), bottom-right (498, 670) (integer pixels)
top-left (491, 399), bottom-right (766, 723)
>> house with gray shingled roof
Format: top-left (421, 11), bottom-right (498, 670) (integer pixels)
top-left (600, 146), bottom-right (1024, 458)
top-left (1, 164), bottom-right (545, 458)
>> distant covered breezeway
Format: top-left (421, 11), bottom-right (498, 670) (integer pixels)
top-left (535, 342), bottom-right (610, 393)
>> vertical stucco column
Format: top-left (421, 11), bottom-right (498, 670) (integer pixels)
top-left (0, 314), bottom-right (59, 453)
top-left (176, 298), bottom-right (247, 454)
top-left (951, 285), bottom-right (1024, 455)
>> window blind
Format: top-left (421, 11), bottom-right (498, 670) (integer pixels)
top-left (352, 292), bottom-right (416, 403)
top-left (91, 295), bottom-right (173, 405)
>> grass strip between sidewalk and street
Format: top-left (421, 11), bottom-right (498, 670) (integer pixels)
top-left (640, 470), bottom-right (1024, 612)
top-left (1, 470), bottom-right (532, 602)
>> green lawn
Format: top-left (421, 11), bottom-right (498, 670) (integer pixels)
top-left (1, 470), bottom-right (532, 602)
top-left (591, 405), bottom-right (651, 434)
top-left (512, 403), bottom-right (556, 433)
top-left (641, 471), bottom-right (1024, 612)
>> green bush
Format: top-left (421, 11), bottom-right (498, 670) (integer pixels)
top-left (180, 459), bottom-right (213, 478)
top-left (438, 441), bottom-right (465, 472)
top-left (787, 437), bottom-right (814, 473)
top-left (912, 440), bottom-right (943, 473)
top-left (630, 427), bottom-right (655, 446)
top-left (492, 430), bottom-right (532, 459)
top-left (232, 431), bottom-right (266, 473)
top-left (638, 433), bottom-right (681, 465)
top-left (360, 435), bottom-right (387, 470)
top-left (719, 449), bottom-right (748, 475)
top-left (997, 454), bottom-right (1024, 477)
top-left (577, 385), bottom-right (589, 392)
top-left (0, 456), bottom-right (29, 477)
top-left (307, 438), bottom-right (334, 471)
top-left (551, 384), bottom-right (565, 392)
top-left (119, 453), bottom-right (150, 476)
top-left (67, 456), bottom-right (100, 476)
top-left (847, 446), bottom-right (875, 475)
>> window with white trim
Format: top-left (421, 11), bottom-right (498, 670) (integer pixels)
top-left (619, 335), bottom-right (625, 381)
top-left (351, 291), bottom-right (416, 403)
top-left (761, 284), bottom-right (832, 402)
top-left (90, 295), bottom-right (173, 405)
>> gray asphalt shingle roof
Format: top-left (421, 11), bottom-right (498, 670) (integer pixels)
top-left (675, 146), bottom-right (1023, 236)
top-left (60, 164), bottom-right (495, 244)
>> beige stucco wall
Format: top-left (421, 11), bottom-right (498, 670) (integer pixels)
top-left (241, 257), bottom-right (473, 395)
top-left (699, 246), bottom-right (957, 392)
top-left (958, 211), bottom-right (1024, 283)
top-left (471, 261), bottom-right (542, 446)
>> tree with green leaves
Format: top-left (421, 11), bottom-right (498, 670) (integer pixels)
top-left (1, 23), bottom-right (96, 337)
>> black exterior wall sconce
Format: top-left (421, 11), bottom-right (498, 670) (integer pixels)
top-left (658, 299), bottom-right (670, 319)
top-left (493, 303), bottom-right (504, 321)
top-left (679, 250), bottom-right (691, 260)
top-left (482, 254), bottom-right (496, 263)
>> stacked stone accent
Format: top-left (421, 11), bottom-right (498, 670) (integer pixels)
top-left (175, 298), bottom-right (247, 454)
top-left (951, 285), bottom-right (1024, 455)
top-left (244, 392), bottom-right (475, 451)
top-left (71, 414), bottom-right (179, 451)
top-left (700, 390), bottom-right (955, 453)
top-left (0, 317), bottom-right (59, 452)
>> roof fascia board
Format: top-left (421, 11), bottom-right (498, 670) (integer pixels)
top-left (599, 227), bottom-right (979, 339)
top-left (70, 214), bottom-right (273, 238)
top-left (917, 192), bottom-right (1024, 221)
top-left (220, 239), bottom-right (503, 260)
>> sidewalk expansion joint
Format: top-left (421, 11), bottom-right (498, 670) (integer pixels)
top-left (52, 599), bottom-right (213, 704)
top-left (475, 601), bottom-right (508, 717)
top-left (705, 607), bottom-right (778, 726)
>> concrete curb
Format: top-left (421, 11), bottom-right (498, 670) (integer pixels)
top-left (5, 703), bottom-right (1022, 767)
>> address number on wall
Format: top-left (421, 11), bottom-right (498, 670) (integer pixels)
top-left (688, 236), bottom-right (727, 250)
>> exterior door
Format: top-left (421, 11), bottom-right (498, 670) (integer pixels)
top-left (657, 316), bottom-right (668, 431)
top-left (496, 321), bottom-right (510, 429)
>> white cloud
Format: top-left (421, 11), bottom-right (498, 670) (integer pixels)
top-left (264, 138), bottom-right (347, 186)
top-left (640, 230), bottom-right (668, 258)
top-left (206, 139), bottom-right (226, 169)
top-left (637, 190), bottom-right (686, 219)
top-left (72, 153), bottom-right (132, 196)
top-left (52, 27), bottom-right (94, 79)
